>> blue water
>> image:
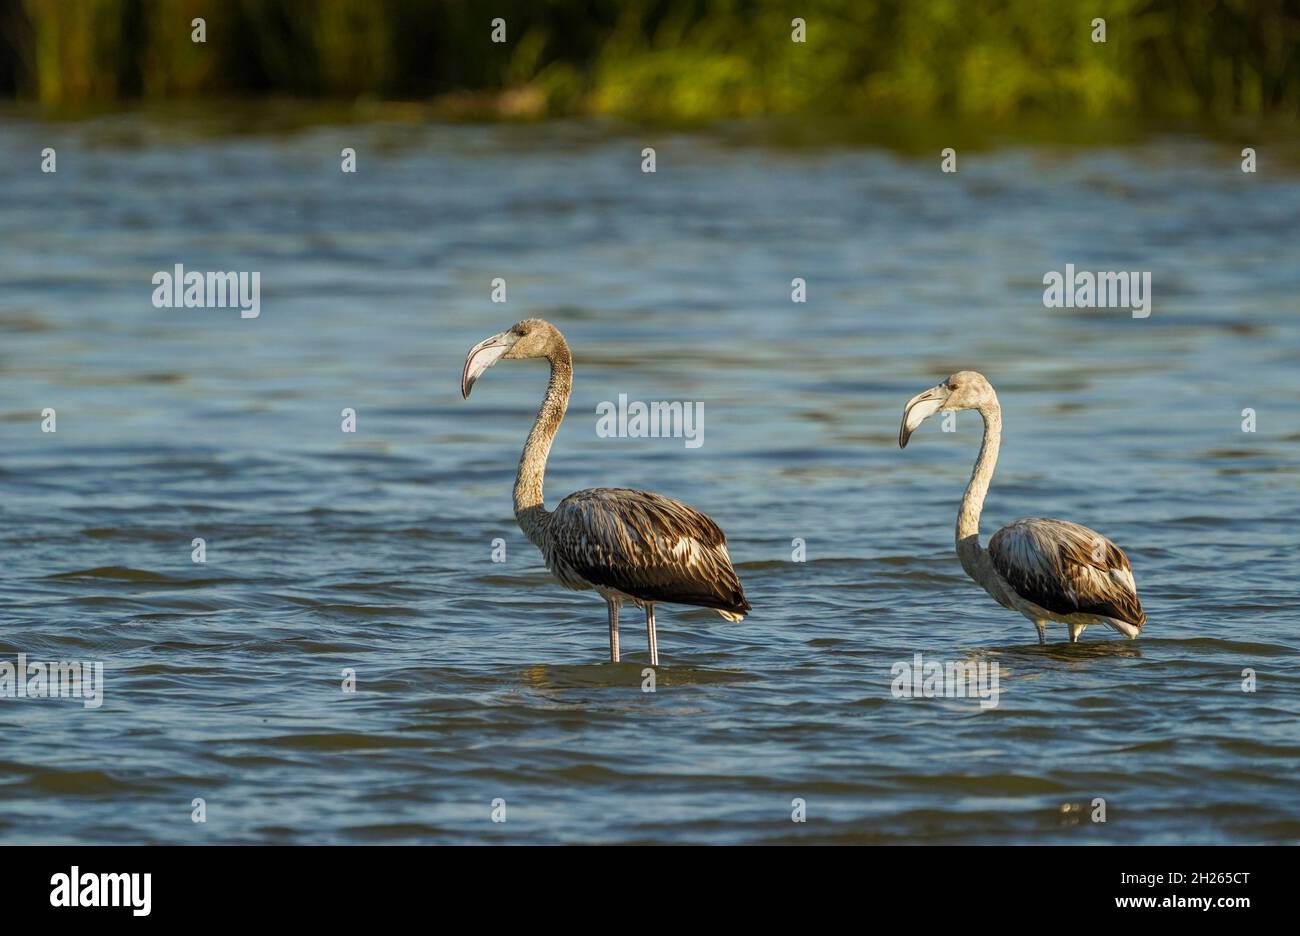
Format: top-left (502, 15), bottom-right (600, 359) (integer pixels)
top-left (1, 111), bottom-right (1298, 843)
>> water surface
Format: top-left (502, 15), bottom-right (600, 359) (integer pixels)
top-left (1, 113), bottom-right (1298, 843)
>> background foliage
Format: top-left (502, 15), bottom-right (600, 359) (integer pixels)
top-left (0, 0), bottom-right (1296, 120)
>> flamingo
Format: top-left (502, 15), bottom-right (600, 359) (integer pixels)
top-left (461, 318), bottom-right (750, 665)
top-left (899, 371), bottom-right (1145, 644)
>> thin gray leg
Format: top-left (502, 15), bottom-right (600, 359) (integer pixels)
top-left (1035, 620), bottom-right (1047, 645)
top-left (646, 603), bottom-right (658, 667)
top-left (607, 598), bottom-right (621, 663)
top-left (1068, 621), bottom-right (1085, 643)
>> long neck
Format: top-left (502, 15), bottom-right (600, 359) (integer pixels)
top-left (956, 400), bottom-right (1005, 593)
top-left (514, 341), bottom-right (572, 544)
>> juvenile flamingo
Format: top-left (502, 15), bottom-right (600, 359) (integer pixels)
top-left (462, 318), bottom-right (750, 665)
top-left (899, 371), bottom-right (1145, 644)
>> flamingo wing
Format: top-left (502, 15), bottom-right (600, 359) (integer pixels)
top-left (988, 517), bottom-right (1144, 627)
top-left (549, 488), bottom-right (750, 616)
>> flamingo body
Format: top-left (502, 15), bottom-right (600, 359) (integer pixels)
top-left (461, 318), bottom-right (749, 664)
top-left (900, 370), bottom-right (1146, 644)
top-left (988, 518), bottom-right (1144, 638)
top-left (546, 488), bottom-right (750, 619)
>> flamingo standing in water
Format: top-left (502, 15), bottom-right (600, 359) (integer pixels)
top-left (899, 371), bottom-right (1145, 644)
top-left (461, 318), bottom-right (750, 665)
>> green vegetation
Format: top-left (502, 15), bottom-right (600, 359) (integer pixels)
top-left (1, 0), bottom-right (1296, 121)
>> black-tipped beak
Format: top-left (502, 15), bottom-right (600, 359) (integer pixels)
top-left (461, 332), bottom-right (515, 399)
top-left (899, 385), bottom-right (948, 448)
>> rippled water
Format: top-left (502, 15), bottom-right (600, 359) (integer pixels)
top-left (1, 111), bottom-right (1298, 843)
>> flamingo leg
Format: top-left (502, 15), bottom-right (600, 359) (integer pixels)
top-left (606, 597), bottom-right (621, 663)
top-left (645, 603), bottom-right (658, 667)
top-left (1034, 620), bottom-right (1047, 645)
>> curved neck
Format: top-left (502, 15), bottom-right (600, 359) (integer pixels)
top-left (514, 340), bottom-right (572, 543)
top-left (956, 400), bottom-right (1002, 586)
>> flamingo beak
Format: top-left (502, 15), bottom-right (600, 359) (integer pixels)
top-left (899, 384), bottom-right (948, 448)
top-left (461, 331), bottom-right (516, 399)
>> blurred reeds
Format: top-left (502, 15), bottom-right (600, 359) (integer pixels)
top-left (0, 0), bottom-right (1296, 121)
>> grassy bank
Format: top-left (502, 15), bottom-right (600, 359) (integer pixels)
top-left (1, 0), bottom-right (1296, 121)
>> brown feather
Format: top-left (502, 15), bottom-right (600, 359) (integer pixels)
top-left (988, 518), bottom-right (1145, 627)
top-left (545, 488), bottom-right (751, 615)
